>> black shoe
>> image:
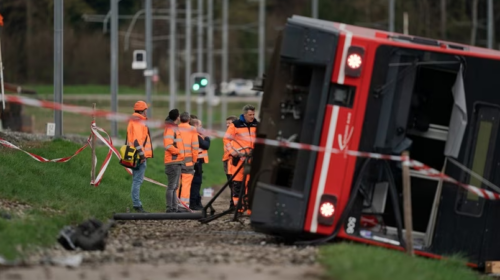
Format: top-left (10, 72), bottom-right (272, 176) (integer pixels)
top-left (133, 206), bottom-right (148, 213)
top-left (190, 205), bottom-right (203, 211)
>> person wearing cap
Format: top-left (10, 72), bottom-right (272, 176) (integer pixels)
top-left (127, 101), bottom-right (153, 213)
top-left (164, 109), bottom-right (185, 213)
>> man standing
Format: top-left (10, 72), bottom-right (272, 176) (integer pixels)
top-left (164, 109), bottom-right (184, 213)
top-left (224, 105), bottom-right (258, 214)
top-left (189, 117), bottom-right (210, 210)
top-left (127, 101), bottom-right (153, 213)
top-left (177, 112), bottom-right (199, 208)
top-left (222, 115), bottom-right (237, 209)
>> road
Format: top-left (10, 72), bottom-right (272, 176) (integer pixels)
top-left (58, 94), bottom-right (261, 103)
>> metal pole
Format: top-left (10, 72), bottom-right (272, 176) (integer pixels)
top-left (440, 0), bottom-right (446, 39)
top-left (145, 0), bottom-right (153, 118)
top-left (221, 0), bottom-right (228, 127)
top-left (54, 0), bottom-right (64, 137)
top-left (0, 37), bottom-right (5, 110)
top-left (110, 0), bottom-right (118, 138)
top-left (312, 0), bottom-right (318, 19)
top-left (207, 0), bottom-right (213, 129)
top-left (185, 0), bottom-right (192, 113)
top-left (91, 103), bottom-right (96, 185)
top-left (487, 0), bottom-right (494, 49)
top-left (389, 0), bottom-right (395, 32)
top-left (402, 151), bottom-right (414, 256)
top-left (258, 0), bottom-right (265, 76)
top-left (170, 0), bottom-right (177, 110)
top-left (197, 0), bottom-right (203, 118)
top-left (403, 12), bottom-right (409, 35)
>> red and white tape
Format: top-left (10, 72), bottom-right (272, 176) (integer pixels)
top-left (2, 94), bottom-right (500, 201)
top-left (410, 160), bottom-right (500, 200)
top-left (0, 136), bottom-right (90, 163)
top-left (1, 94), bottom-right (404, 161)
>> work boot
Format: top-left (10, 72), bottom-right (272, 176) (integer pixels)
top-left (133, 206), bottom-right (147, 213)
top-left (190, 204), bottom-right (203, 211)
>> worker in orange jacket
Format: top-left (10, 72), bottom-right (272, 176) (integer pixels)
top-left (127, 101), bottom-right (153, 213)
top-left (223, 105), bottom-right (259, 214)
top-left (164, 109), bottom-right (185, 213)
top-left (222, 115), bottom-right (237, 209)
top-left (176, 112), bottom-right (199, 208)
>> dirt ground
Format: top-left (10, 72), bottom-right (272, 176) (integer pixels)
top-left (0, 195), bottom-right (324, 280)
top-left (0, 263), bottom-right (323, 280)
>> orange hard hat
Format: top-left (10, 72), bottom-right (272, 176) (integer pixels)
top-left (134, 101), bottom-right (148, 111)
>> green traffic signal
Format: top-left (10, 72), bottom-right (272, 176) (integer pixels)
top-left (192, 84), bottom-right (200, 91)
top-left (200, 78), bottom-right (208, 86)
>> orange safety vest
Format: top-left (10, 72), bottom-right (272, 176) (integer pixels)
top-left (178, 123), bottom-right (199, 166)
top-left (222, 136), bottom-right (231, 162)
top-left (224, 116), bottom-right (258, 157)
top-left (198, 133), bottom-right (209, 164)
top-left (126, 113), bottom-right (153, 158)
top-left (163, 120), bottom-right (185, 165)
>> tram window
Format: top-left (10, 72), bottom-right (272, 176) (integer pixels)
top-left (467, 121), bottom-right (493, 201)
top-left (456, 105), bottom-right (499, 217)
top-left (328, 83), bottom-right (355, 108)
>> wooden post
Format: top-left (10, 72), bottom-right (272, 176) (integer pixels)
top-left (402, 151), bottom-right (414, 256)
top-left (91, 103), bottom-right (96, 185)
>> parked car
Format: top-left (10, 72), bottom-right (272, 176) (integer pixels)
top-left (221, 79), bottom-right (260, 96)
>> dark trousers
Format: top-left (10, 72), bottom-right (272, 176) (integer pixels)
top-left (190, 162), bottom-right (203, 206)
top-left (227, 174), bottom-right (235, 207)
top-left (224, 160), bottom-right (234, 207)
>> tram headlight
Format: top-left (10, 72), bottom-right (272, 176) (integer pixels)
top-left (345, 46), bottom-right (365, 78)
top-left (318, 194), bottom-right (338, 226)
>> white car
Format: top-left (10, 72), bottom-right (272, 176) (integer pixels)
top-left (221, 79), bottom-right (261, 96)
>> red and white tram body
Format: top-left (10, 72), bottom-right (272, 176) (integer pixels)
top-left (249, 15), bottom-right (500, 268)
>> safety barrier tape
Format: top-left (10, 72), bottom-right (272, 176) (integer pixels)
top-left (0, 136), bottom-right (91, 163)
top-left (2, 94), bottom-right (500, 201)
top-left (1, 95), bottom-right (404, 161)
top-left (410, 160), bottom-right (500, 200)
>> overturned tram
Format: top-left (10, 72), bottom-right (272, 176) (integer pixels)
top-left (248, 15), bottom-right (500, 268)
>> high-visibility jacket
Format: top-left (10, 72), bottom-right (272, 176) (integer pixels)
top-left (222, 138), bottom-right (231, 162)
top-left (178, 123), bottom-right (199, 166)
top-left (224, 114), bottom-right (258, 158)
top-left (163, 119), bottom-right (185, 165)
top-left (197, 133), bottom-right (210, 164)
top-left (126, 113), bottom-right (153, 159)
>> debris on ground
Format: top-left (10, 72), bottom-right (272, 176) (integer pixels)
top-left (58, 219), bottom-right (115, 251)
top-left (47, 254), bottom-right (83, 268)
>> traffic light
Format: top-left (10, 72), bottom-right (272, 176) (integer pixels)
top-left (190, 73), bottom-right (210, 92)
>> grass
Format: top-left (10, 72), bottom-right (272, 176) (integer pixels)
top-left (319, 243), bottom-right (484, 280)
top-left (0, 137), bottom-right (227, 260)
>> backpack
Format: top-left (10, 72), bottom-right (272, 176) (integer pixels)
top-left (119, 133), bottom-right (149, 170)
